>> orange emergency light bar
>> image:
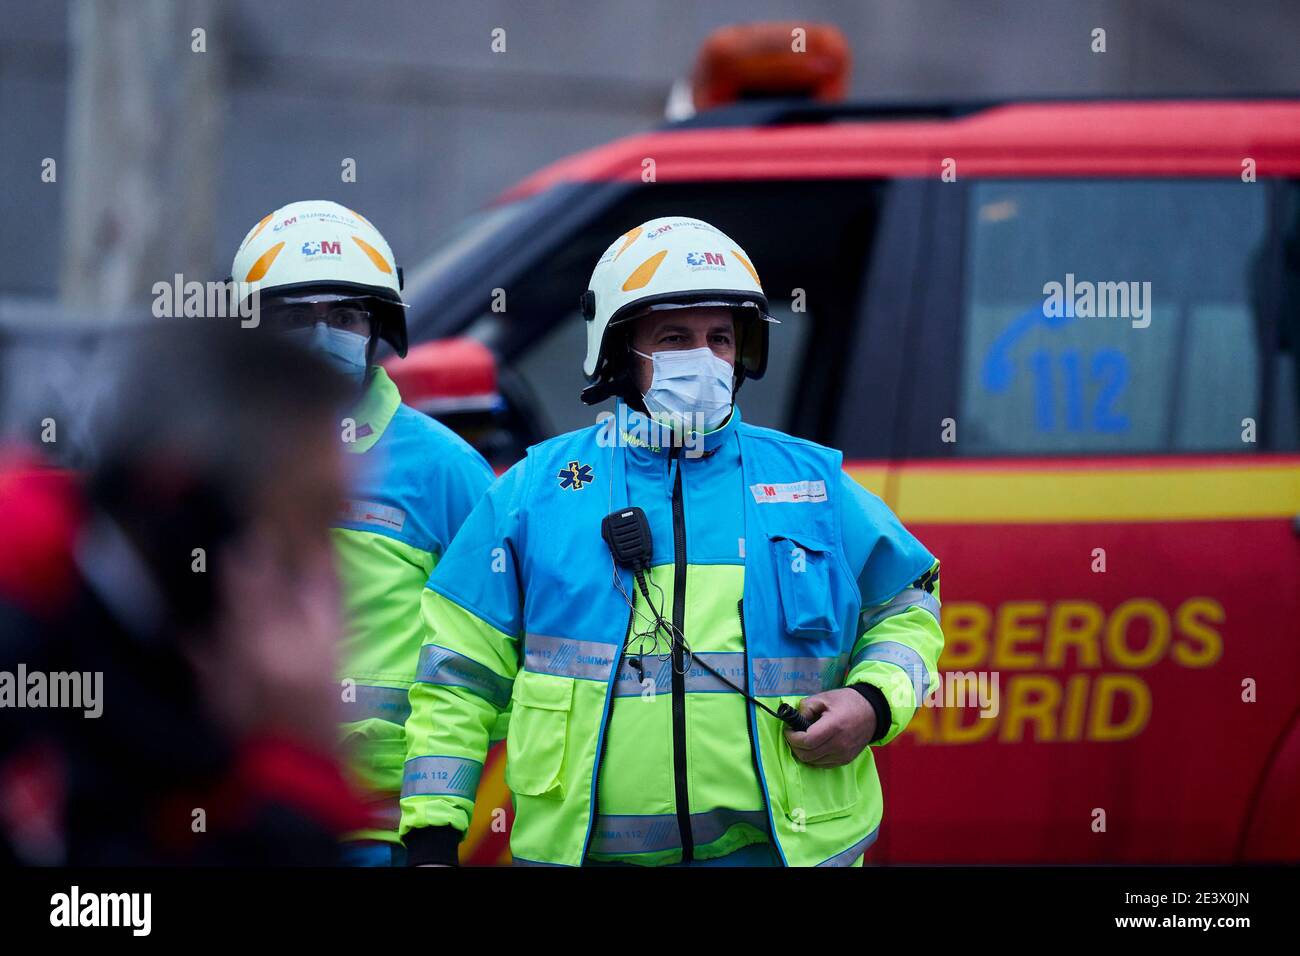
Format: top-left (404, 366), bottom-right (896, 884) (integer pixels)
top-left (690, 22), bottom-right (851, 111)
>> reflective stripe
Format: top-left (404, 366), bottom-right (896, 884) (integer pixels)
top-left (415, 644), bottom-right (513, 709)
top-left (590, 808), bottom-right (769, 856)
top-left (750, 656), bottom-right (846, 696)
top-left (342, 683), bottom-right (411, 724)
top-left (612, 652), bottom-right (747, 697)
top-left (850, 640), bottom-right (928, 700)
top-left (816, 825), bottom-right (880, 867)
top-left (400, 755), bottom-right (482, 800)
top-left (860, 588), bottom-right (941, 633)
top-left (524, 633), bottom-right (617, 682)
top-left (338, 498), bottom-right (407, 533)
top-left (511, 856), bottom-right (568, 867)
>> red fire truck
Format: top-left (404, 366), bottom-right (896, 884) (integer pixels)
top-left (387, 23), bottom-right (1300, 864)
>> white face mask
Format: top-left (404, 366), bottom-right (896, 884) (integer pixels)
top-left (284, 321), bottom-right (370, 385)
top-left (632, 346), bottom-right (734, 430)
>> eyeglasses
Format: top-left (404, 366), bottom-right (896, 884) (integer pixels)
top-left (264, 303), bottom-right (373, 333)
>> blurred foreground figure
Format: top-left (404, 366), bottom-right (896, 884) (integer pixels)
top-left (230, 202), bottom-right (494, 865)
top-left (0, 324), bottom-right (366, 865)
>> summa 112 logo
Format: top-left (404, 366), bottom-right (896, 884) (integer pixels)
top-left (685, 251), bottom-right (725, 267)
top-left (301, 240), bottom-right (342, 257)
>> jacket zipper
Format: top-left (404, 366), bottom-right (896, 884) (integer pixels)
top-left (670, 452), bottom-right (693, 863)
top-left (738, 597), bottom-right (782, 863)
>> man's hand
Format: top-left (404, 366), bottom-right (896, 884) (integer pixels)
top-left (784, 687), bottom-right (876, 767)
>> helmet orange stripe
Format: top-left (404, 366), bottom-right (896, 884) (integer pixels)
top-left (730, 248), bottom-right (762, 288)
top-left (246, 212), bottom-right (274, 244)
top-left (243, 240), bottom-right (285, 282)
top-left (612, 226), bottom-right (642, 261)
top-left (621, 249), bottom-right (668, 292)
top-left (352, 235), bottom-right (394, 274)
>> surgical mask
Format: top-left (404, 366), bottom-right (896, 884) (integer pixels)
top-left (632, 346), bottom-right (734, 430)
top-left (285, 321), bottom-right (369, 384)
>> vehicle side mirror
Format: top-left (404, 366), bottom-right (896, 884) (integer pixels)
top-left (382, 337), bottom-right (533, 468)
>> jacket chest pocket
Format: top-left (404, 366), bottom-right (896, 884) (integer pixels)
top-left (504, 670), bottom-right (573, 800)
top-left (769, 533), bottom-right (840, 638)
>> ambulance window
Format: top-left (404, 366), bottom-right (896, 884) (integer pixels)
top-left (733, 299), bottom-right (812, 430)
top-left (957, 180), bottom-right (1270, 455)
top-left (1271, 181), bottom-right (1300, 450)
top-left (511, 310), bottom-right (593, 436)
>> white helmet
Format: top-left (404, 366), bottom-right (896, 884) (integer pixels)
top-left (580, 216), bottom-right (776, 403)
top-left (231, 200), bottom-right (408, 356)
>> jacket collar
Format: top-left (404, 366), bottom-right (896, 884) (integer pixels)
top-left (345, 366), bottom-right (401, 454)
top-left (615, 401), bottom-right (740, 460)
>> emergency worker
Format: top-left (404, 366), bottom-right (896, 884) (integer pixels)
top-left (231, 201), bottom-right (494, 864)
top-left (401, 216), bottom-right (943, 867)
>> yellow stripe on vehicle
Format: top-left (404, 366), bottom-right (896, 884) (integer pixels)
top-left (844, 464), bottom-right (889, 500)
top-left (460, 747), bottom-right (510, 863)
top-left (845, 460), bottom-right (1300, 524)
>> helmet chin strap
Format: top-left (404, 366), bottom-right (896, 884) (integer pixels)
top-left (580, 370), bottom-right (632, 406)
top-left (581, 336), bottom-right (644, 407)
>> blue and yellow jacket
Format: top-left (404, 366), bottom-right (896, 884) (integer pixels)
top-left (335, 366), bottom-right (493, 843)
top-left (400, 404), bottom-right (942, 866)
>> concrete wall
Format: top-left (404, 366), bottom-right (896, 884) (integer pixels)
top-left (3, 0), bottom-right (1300, 305)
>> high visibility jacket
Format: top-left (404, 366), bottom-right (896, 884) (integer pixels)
top-left (400, 404), bottom-right (942, 866)
top-left (335, 366), bottom-right (494, 843)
